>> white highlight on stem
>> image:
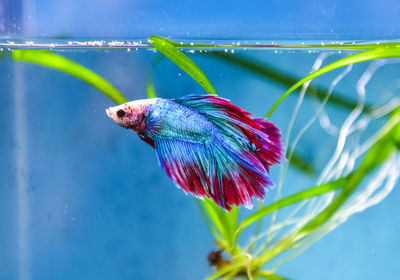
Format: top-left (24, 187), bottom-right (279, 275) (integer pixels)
top-left (253, 58), bottom-right (400, 270)
top-left (266, 52), bottom-right (333, 249)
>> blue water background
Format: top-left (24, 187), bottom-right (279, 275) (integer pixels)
top-left (2, 0), bottom-right (400, 39)
top-left (1, 0), bottom-right (400, 279)
top-left (0, 49), bottom-right (399, 280)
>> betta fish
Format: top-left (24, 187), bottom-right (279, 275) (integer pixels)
top-left (106, 94), bottom-right (283, 210)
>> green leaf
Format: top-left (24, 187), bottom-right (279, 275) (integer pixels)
top-left (150, 36), bottom-right (217, 95)
top-left (288, 151), bottom-right (316, 175)
top-left (146, 72), bottom-right (157, 98)
top-left (11, 50), bottom-right (128, 105)
top-left (145, 53), bottom-right (167, 99)
top-left (201, 198), bottom-right (232, 249)
top-left (195, 200), bottom-right (224, 243)
top-left (266, 45), bottom-right (400, 118)
top-left (197, 199), bottom-right (239, 251)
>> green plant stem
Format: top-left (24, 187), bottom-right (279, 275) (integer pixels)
top-left (195, 200), bottom-right (224, 244)
top-left (206, 259), bottom-right (249, 280)
top-left (246, 201), bottom-right (265, 253)
top-left (255, 271), bottom-right (290, 280)
top-left (266, 45), bottom-right (400, 118)
top-left (202, 199), bottom-right (231, 249)
top-left (221, 268), bottom-right (241, 280)
top-left (232, 177), bottom-right (346, 247)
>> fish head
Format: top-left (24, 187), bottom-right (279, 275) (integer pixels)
top-left (106, 99), bottom-right (153, 133)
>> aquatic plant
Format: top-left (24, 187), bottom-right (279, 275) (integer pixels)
top-left (9, 37), bottom-right (400, 279)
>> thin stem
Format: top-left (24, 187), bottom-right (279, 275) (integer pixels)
top-left (266, 46), bottom-right (400, 118)
top-left (232, 177), bottom-right (346, 248)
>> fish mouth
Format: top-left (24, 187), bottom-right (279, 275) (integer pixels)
top-left (106, 107), bottom-right (127, 128)
top-left (105, 108), bottom-right (113, 118)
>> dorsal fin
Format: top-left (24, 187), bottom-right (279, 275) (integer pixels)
top-left (173, 94), bottom-right (280, 154)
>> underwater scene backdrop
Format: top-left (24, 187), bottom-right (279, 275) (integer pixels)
top-left (0, 44), bottom-right (399, 279)
top-left (1, 0), bottom-right (400, 279)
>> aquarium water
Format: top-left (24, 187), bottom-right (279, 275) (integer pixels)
top-left (0, 40), bottom-right (400, 280)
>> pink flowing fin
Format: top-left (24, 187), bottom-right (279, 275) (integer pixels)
top-left (154, 137), bottom-right (268, 210)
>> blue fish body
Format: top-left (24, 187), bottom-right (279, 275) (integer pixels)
top-left (143, 98), bottom-right (215, 142)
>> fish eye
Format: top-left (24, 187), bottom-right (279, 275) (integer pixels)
top-left (117, 109), bottom-right (126, 118)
